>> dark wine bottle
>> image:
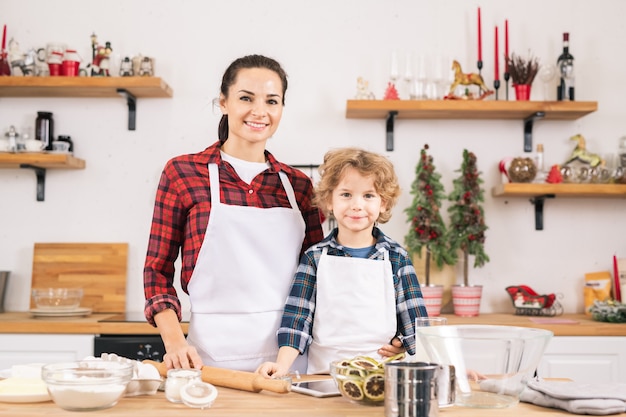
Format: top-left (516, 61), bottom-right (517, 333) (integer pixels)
top-left (557, 32), bottom-right (575, 101)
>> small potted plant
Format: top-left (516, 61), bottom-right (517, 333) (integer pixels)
top-left (405, 144), bottom-right (457, 316)
top-left (447, 149), bottom-right (490, 316)
top-left (506, 52), bottom-right (539, 100)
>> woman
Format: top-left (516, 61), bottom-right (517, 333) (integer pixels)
top-left (144, 55), bottom-right (324, 373)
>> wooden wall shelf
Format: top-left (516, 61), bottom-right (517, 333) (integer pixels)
top-left (0, 76), bottom-right (173, 130)
top-left (346, 100), bottom-right (597, 120)
top-left (0, 153), bottom-right (86, 201)
top-left (0, 76), bottom-right (173, 98)
top-left (345, 100), bottom-right (598, 151)
top-left (492, 182), bottom-right (626, 230)
top-left (492, 183), bottom-right (626, 198)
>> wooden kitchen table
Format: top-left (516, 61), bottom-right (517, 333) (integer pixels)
top-left (2, 388), bottom-right (625, 417)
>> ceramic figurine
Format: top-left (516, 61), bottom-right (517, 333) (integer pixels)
top-left (90, 33), bottom-right (112, 76)
top-left (564, 134), bottom-right (603, 167)
top-left (7, 39), bottom-right (36, 76)
top-left (354, 77), bottom-right (375, 100)
top-left (446, 60), bottom-right (493, 100)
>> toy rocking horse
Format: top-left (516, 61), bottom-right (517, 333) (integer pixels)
top-left (564, 134), bottom-right (603, 167)
top-left (446, 60), bottom-right (493, 100)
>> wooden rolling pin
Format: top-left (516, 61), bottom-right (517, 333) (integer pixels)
top-left (143, 360), bottom-right (291, 394)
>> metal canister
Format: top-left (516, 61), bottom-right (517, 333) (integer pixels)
top-left (384, 362), bottom-right (439, 417)
top-left (35, 111), bottom-right (54, 151)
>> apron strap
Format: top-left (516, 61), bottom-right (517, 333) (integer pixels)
top-left (208, 163), bottom-right (221, 207)
top-left (278, 171), bottom-right (300, 211)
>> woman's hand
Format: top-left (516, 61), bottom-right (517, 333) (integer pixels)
top-left (154, 309), bottom-right (203, 370)
top-left (377, 336), bottom-right (406, 358)
top-left (256, 362), bottom-right (289, 379)
top-left (163, 343), bottom-right (203, 370)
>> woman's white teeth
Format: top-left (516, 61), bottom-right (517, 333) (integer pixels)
top-left (247, 121), bottom-right (265, 128)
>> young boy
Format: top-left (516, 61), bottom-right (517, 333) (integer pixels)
top-left (257, 148), bottom-right (428, 376)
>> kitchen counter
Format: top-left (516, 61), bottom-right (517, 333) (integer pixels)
top-left (0, 312), bottom-right (624, 336)
top-left (0, 312), bottom-right (188, 335)
top-left (2, 386), bottom-right (624, 417)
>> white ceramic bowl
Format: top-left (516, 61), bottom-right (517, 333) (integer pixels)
top-left (31, 288), bottom-right (83, 310)
top-left (416, 324), bottom-right (553, 408)
top-left (42, 360), bottom-right (134, 411)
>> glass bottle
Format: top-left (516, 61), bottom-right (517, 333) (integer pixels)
top-left (619, 136), bottom-right (626, 168)
top-left (533, 144), bottom-right (546, 183)
top-left (557, 32), bottom-right (575, 101)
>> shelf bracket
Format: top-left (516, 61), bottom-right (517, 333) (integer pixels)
top-left (116, 89), bottom-right (137, 131)
top-left (523, 112), bottom-right (545, 153)
top-left (529, 194), bottom-right (555, 231)
top-left (20, 164), bottom-right (46, 202)
top-left (385, 111), bottom-right (398, 151)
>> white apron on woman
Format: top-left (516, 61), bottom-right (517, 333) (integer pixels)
top-left (187, 163), bottom-right (308, 372)
top-left (307, 247), bottom-right (397, 374)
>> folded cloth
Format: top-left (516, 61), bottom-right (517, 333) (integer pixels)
top-left (519, 379), bottom-right (626, 415)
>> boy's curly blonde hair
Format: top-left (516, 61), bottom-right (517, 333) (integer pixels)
top-left (314, 147), bottom-right (401, 224)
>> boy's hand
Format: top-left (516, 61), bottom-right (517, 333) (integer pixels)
top-left (378, 336), bottom-right (406, 358)
top-left (256, 362), bottom-right (289, 379)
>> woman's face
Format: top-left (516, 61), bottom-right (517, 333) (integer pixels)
top-left (219, 67), bottom-right (284, 147)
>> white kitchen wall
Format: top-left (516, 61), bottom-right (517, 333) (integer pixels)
top-left (1, 0), bottom-right (625, 315)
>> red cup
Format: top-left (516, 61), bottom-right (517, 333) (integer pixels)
top-left (61, 60), bottom-right (80, 76)
top-left (48, 63), bottom-right (62, 76)
top-left (514, 84), bottom-right (532, 101)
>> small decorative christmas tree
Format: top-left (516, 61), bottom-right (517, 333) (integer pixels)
top-left (383, 82), bottom-right (400, 100)
top-left (447, 149), bottom-right (489, 286)
top-left (546, 164), bottom-right (563, 183)
top-left (405, 145), bottom-right (457, 285)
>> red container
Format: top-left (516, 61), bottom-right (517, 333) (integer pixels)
top-left (61, 49), bottom-right (81, 76)
top-left (61, 60), bottom-right (79, 76)
top-left (514, 84), bottom-right (532, 101)
top-left (48, 63), bottom-right (62, 76)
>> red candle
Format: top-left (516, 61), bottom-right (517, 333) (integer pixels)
top-left (494, 26), bottom-right (499, 81)
top-left (505, 20), bottom-right (509, 72)
top-left (477, 8), bottom-right (482, 61)
top-left (1, 25), bottom-right (6, 51)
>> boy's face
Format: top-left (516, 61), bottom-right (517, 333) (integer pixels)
top-left (328, 167), bottom-right (387, 242)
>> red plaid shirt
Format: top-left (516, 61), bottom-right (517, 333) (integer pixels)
top-left (143, 141), bottom-right (324, 325)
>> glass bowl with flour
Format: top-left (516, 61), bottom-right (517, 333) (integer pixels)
top-left (42, 360), bottom-right (134, 411)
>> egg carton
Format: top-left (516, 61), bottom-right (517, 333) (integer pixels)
top-left (84, 353), bottom-right (162, 396)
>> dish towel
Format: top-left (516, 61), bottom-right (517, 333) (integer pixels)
top-left (519, 379), bottom-right (626, 415)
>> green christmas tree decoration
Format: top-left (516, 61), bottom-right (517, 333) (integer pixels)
top-left (405, 144), bottom-right (457, 285)
top-left (447, 149), bottom-right (490, 286)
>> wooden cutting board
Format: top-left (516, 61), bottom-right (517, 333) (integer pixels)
top-left (30, 243), bottom-right (128, 313)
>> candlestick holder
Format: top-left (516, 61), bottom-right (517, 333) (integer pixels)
top-left (504, 72), bottom-right (510, 100)
top-left (493, 80), bottom-right (500, 100)
top-left (477, 60), bottom-right (483, 93)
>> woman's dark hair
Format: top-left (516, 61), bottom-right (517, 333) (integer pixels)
top-left (218, 54), bottom-right (288, 141)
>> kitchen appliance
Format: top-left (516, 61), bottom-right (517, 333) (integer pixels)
top-left (94, 311), bottom-right (183, 362)
top-left (35, 111), bottom-right (54, 151)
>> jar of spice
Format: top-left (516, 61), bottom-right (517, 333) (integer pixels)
top-left (165, 368), bottom-right (202, 403)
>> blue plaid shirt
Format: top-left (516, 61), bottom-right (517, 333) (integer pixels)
top-left (277, 227), bottom-right (428, 356)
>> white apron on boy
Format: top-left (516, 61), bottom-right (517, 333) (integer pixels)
top-left (307, 246), bottom-right (397, 374)
top-left (187, 163), bottom-right (307, 372)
